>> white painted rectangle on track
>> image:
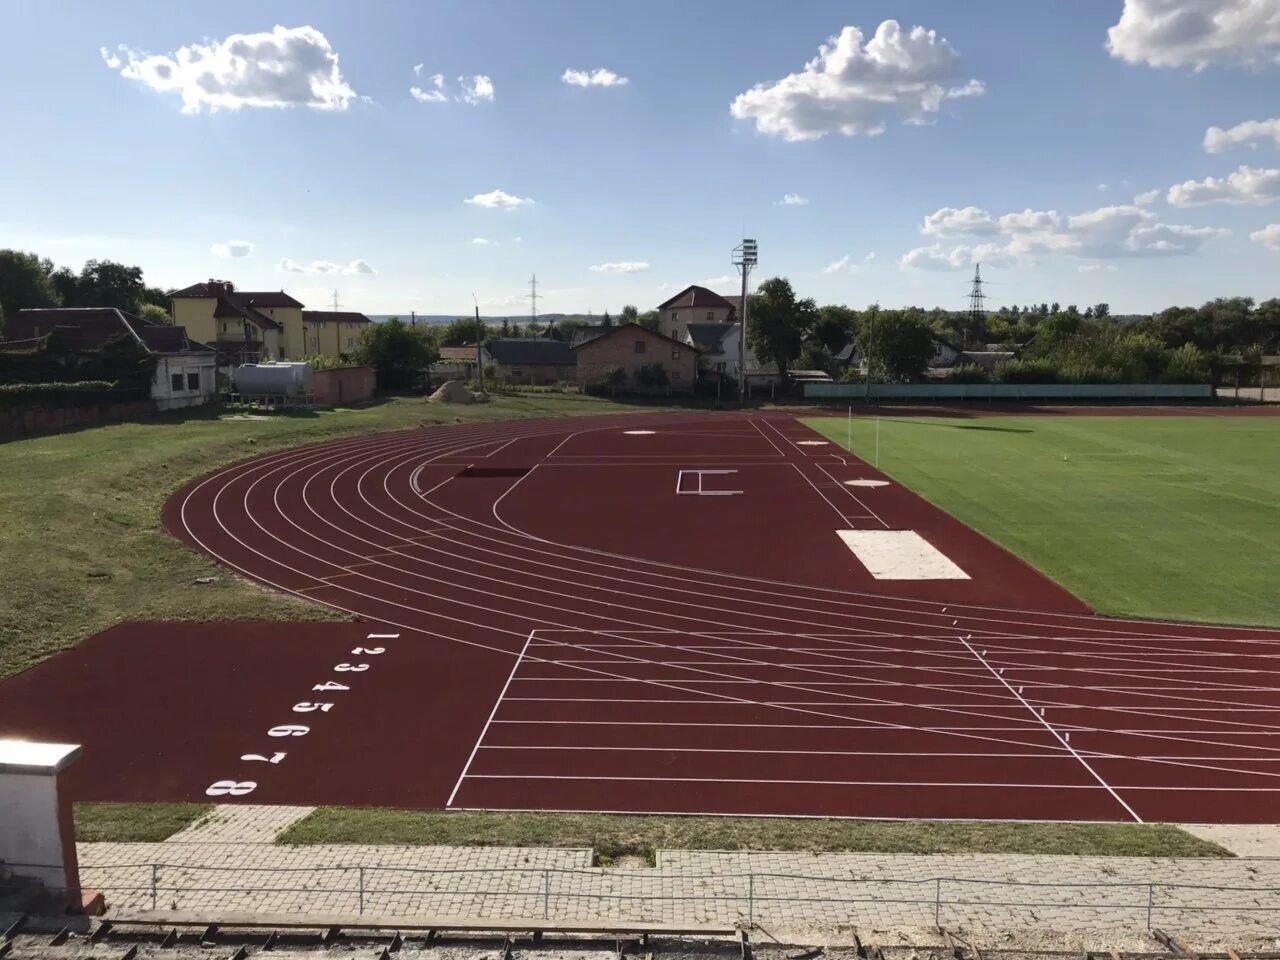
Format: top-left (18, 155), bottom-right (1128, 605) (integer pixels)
top-left (837, 529), bottom-right (970, 581)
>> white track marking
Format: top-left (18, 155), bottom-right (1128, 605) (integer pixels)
top-left (446, 629), bottom-right (535, 807)
top-left (959, 636), bottom-right (1143, 822)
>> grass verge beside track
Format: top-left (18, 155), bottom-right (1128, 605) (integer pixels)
top-left (74, 802), bottom-right (210, 842)
top-left (0, 393), bottom-right (662, 681)
top-left (803, 414), bottom-right (1280, 626)
top-left (278, 809), bottom-right (1229, 861)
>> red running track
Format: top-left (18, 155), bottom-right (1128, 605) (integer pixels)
top-left (6, 411), bottom-right (1280, 822)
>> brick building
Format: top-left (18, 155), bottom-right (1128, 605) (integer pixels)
top-left (572, 323), bottom-right (698, 393)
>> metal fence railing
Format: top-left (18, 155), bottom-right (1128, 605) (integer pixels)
top-left (6, 862), bottom-right (1280, 931)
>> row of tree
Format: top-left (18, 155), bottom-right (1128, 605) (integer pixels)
top-left (0, 249), bottom-right (171, 329)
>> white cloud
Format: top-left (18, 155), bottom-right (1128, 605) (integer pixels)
top-left (211, 240), bottom-right (254, 258)
top-left (1097, 183), bottom-right (1110, 192)
top-left (1134, 188), bottom-right (1162, 206)
top-left (413, 63), bottom-right (424, 76)
top-left (101, 25), bottom-right (356, 114)
top-left (821, 254), bottom-right (854, 274)
top-left (1205, 117), bottom-right (1280, 152)
top-left (464, 189), bottom-right (534, 209)
top-left (1252, 223), bottom-right (1280, 250)
top-left (729, 19), bottom-right (983, 142)
top-left (898, 242), bottom-right (1014, 271)
top-left (921, 205), bottom-right (1000, 237)
top-left (1079, 263), bottom-right (1120, 273)
top-left (471, 237), bottom-right (491, 245)
top-left (901, 200), bottom-right (1225, 268)
top-left (776, 193), bottom-right (810, 206)
top-left (864, 252), bottom-right (877, 262)
top-left (589, 261), bottom-right (650, 274)
top-left (278, 258), bottom-right (375, 275)
top-left (1107, 0), bottom-right (1280, 69)
top-left (1168, 165), bottom-right (1280, 205)
top-left (705, 275), bottom-right (738, 286)
top-left (561, 67), bottom-right (629, 88)
top-left (458, 74), bottom-right (494, 104)
top-left (409, 73), bottom-right (447, 103)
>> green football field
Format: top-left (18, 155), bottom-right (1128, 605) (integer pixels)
top-left (802, 413), bottom-right (1280, 627)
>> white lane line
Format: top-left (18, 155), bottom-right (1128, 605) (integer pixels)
top-left (958, 635), bottom-right (1144, 822)
top-left (446, 628), bottom-right (536, 807)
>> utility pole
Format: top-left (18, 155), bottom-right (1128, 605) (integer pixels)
top-left (864, 302), bottom-right (879, 404)
top-left (966, 263), bottom-right (987, 349)
top-left (731, 238), bottom-right (757, 402)
top-left (472, 295), bottom-right (484, 393)
top-left (410, 310), bottom-right (416, 328)
top-left (528, 274), bottom-right (539, 323)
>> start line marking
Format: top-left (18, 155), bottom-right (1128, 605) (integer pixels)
top-left (845, 479), bottom-right (890, 488)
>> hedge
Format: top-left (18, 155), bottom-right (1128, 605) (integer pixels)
top-left (0, 380), bottom-right (141, 409)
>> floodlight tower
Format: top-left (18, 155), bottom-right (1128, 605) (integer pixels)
top-left (731, 238), bottom-right (758, 400)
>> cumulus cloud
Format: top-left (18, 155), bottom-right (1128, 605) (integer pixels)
top-left (562, 67), bottom-right (629, 87)
top-left (729, 19), bottom-right (983, 142)
top-left (821, 254), bottom-right (854, 274)
top-left (471, 237), bottom-right (491, 245)
top-left (211, 240), bottom-right (254, 258)
top-left (1107, 0), bottom-right (1280, 69)
top-left (101, 25), bottom-right (356, 113)
top-left (900, 200), bottom-right (1226, 268)
top-left (589, 261), bottom-right (650, 274)
top-left (410, 73), bottom-right (447, 103)
top-left (1134, 188), bottom-right (1162, 206)
top-left (1205, 117), bottom-right (1280, 152)
top-left (464, 189), bottom-right (534, 209)
top-left (1252, 223), bottom-right (1280, 250)
top-left (921, 205), bottom-right (1000, 237)
top-left (777, 193), bottom-right (810, 206)
top-left (410, 71), bottom-right (492, 104)
top-left (458, 74), bottom-right (494, 104)
top-left (278, 258), bottom-right (375, 275)
top-left (1168, 165), bottom-right (1280, 205)
top-left (1079, 263), bottom-right (1120, 273)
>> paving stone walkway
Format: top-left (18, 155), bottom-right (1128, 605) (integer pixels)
top-left (164, 805), bottom-right (315, 844)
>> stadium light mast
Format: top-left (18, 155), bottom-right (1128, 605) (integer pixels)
top-left (731, 238), bottom-right (757, 401)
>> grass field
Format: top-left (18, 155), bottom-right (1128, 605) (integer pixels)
top-left (0, 393), bottom-right (646, 681)
top-left (278, 809), bottom-right (1228, 861)
top-left (74, 802), bottom-right (210, 842)
top-left (804, 413), bottom-right (1280, 626)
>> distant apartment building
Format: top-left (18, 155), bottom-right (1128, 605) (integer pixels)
top-left (656, 285), bottom-right (735, 342)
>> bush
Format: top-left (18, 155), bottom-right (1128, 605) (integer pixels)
top-left (1160, 343), bottom-right (1209, 384)
top-left (0, 379), bottom-right (124, 408)
top-left (992, 359), bottom-right (1060, 384)
top-left (302, 354), bottom-right (353, 372)
top-left (945, 363), bottom-right (990, 384)
top-left (634, 363), bottom-right (669, 388)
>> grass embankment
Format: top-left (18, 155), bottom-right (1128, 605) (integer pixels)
top-left (0, 393), bottom-right (645, 681)
top-left (278, 809), bottom-right (1229, 861)
top-left (803, 414), bottom-right (1280, 626)
top-left (74, 803), bottom-right (210, 842)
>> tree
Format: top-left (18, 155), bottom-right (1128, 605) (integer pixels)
top-left (746, 277), bottom-right (817, 381)
top-left (440, 316), bottom-right (483, 346)
top-left (71, 260), bottom-right (148, 313)
top-left (558, 317), bottom-right (588, 340)
top-left (0, 249), bottom-right (59, 320)
top-left (619, 304), bottom-right (639, 325)
top-left (634, 310), bottom-right (660, 332)
top-left (139, 303), bottom-right (172, 325)
top-left (1093, 302), bottom-right (1111, 319)
top-left (812, 304), bottom-right (858, 353)
top-left (511, 322), bottom-right (523, 337)
top-left (500, 319), bottom-right (511, 338)
top-left (861, 309), bottom-right (933, 383)
top-left (355, 317), bottom-right (438, 390)
top-left (600, 310), bottom-right (613, 328)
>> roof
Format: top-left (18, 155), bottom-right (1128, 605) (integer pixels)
top-left (487, 338), bottom-right (574, 366)
top-left (237, 291), bottom-right (304, 308)
top-left (656, 285), bottom-right (734, 311)
top-left (168, 281), bottom-right (300, 323)
top-left (301, 310), bottom-right (372, 325)
top-left (438, 345), bottom-right (487, 361)
top-left (6, 307), bottom-right (208, 354)
top-left (213, 297), bottom-right (281, 330)
top-left (570, 322), bottom-right (700, 353)
top-left (684, 322), bottom-right (733, 351)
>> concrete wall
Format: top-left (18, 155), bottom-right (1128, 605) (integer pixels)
top-left (0, 741), bottom-right (82, 895)
top-left (0, 398), bottom-right (155, 441)
top-left (313, 365), bottom-right (376, 405)
top-left (576, 328), bottom-right (697, 393)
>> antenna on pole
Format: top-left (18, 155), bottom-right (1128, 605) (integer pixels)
top-left (965, 263), bottom-right (987, 349)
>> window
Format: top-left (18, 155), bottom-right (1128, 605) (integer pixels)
top-left (706, 311), bottom-right (714, 321)
top-left (170, 373), bottom-right (184, 392)
top-left (671, 371), bottom-right (681, 381)
top-left (670, 311), bottom-right (677, 323)
top-left (671, 349), bottom-right (680, 360)
top-left (187, 372), bottom-right (200, 391)
top-left (634, 340), bottom-right (646, 354)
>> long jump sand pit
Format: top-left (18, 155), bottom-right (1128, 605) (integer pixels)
top-left (837, 529), bottom-right (970, 580)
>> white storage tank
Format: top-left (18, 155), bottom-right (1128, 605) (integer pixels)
top-left (233, 362), bottom-right (315, 397)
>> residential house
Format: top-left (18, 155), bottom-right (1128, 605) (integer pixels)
top-left (7, 307), bottom-right (217, 410)
top-left (300, 310), bottom-right (373, 355)
top-left (431, 344), bottom-right (493, 381)
top-left (487, 338), bottom-right (575, 384)
top-left (657, 285), bottom-right (735, 342)
top-left (169, 281), bottom-right (285, 365)
top-left (573, 322), bottom-right (698, 393)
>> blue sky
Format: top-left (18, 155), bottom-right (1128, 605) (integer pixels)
top-left (3, 0), bottom-right (1280, 315)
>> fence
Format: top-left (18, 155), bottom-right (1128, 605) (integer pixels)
top-left (804, 383), bottom-right (1214, 401)
top-left (7, 862), bottom-right (1280, 931)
